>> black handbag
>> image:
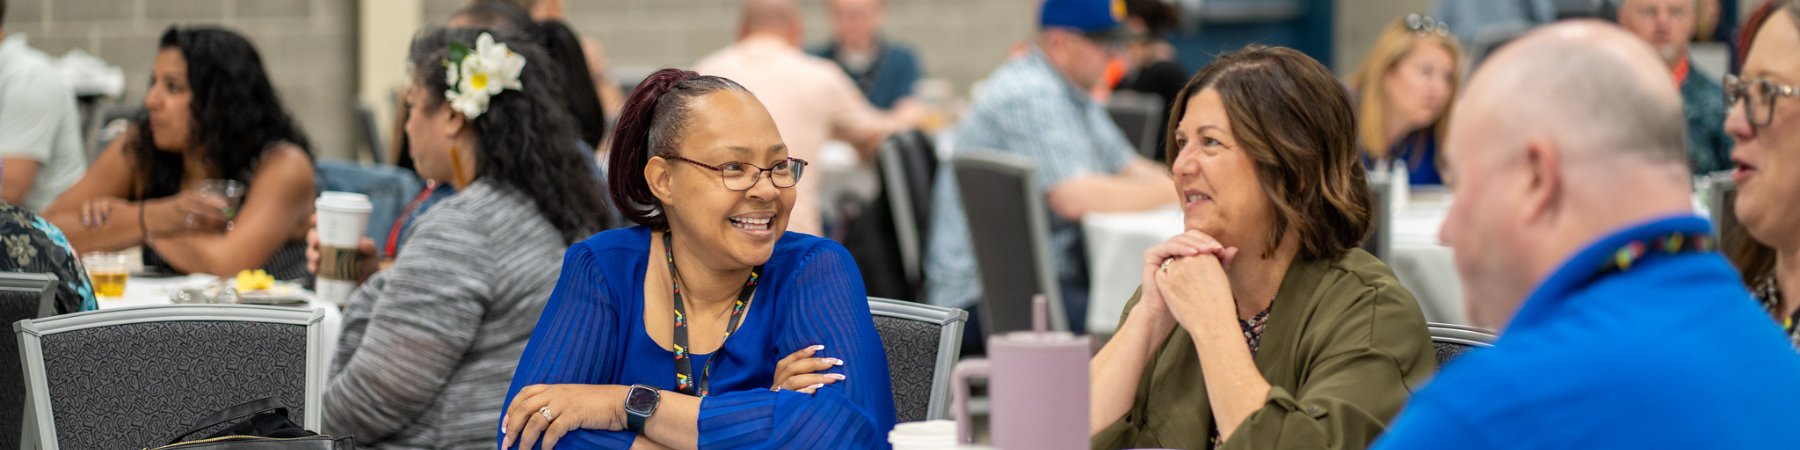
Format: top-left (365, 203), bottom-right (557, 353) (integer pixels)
top-left (148, 398), bottom-right (354, 450)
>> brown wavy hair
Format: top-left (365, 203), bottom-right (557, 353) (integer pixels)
top-left (1165, 45), bottom-right (1373, 260)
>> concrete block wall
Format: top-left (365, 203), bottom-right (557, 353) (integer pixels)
top-left (4, 0), bottom-right (359, 159)
top-left (3, 0), bottom-right (1445, 162)
top-left (421, 0), bottom-right (1041, 101)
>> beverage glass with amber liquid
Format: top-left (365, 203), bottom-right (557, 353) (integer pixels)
top-left (83, 252), bottom-right (130, 298)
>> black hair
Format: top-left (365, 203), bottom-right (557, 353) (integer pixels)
top-left (131, 26), bottom-right (313, 199)
top-left (1124, 0), bottom-right (1179, 38)
top-left (448, 3), bottom-right (607, 149)
top-left (608, 69), bottom-right (750, 226)
top-left (451, 0), bottom-right (536, 37)
top-left (535, 20), bottom-right (607, 148)
top-left (409, 27), bottom-right (610, 243)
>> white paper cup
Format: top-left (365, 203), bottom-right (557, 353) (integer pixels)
top-left (315, 192), bottom-right (373, 307)
top-left (890, 420), bottom-right (960, 450)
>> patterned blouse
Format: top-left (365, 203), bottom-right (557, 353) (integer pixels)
top-left (0, 201), bottom-right (95, 314)
top-left (1211, 305), bottom-right (1275, 449)
top-left (1753, 275), bottom-right (1798, 348)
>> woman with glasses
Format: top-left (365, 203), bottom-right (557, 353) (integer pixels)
top-left (1724, 0), bottom-right (1800, 347)
top-left (320, 28), bottom-right (612, 450)
top-left (1346, 14), bottom-right (1462, 185)
top-left (1090, 46), bottom-right (1435, 450)
top-left (498, 68), bottom-right (895, 450)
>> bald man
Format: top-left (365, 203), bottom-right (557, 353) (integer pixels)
top-left (1618, 0), bottom-right (1735, 174)
top-left (694, 0), bottom-right (914, 237)
top-left (1371, 21), bottom-right (1800, 449)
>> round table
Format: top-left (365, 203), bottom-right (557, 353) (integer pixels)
top-left (97, 274), bottom-right (344, 352)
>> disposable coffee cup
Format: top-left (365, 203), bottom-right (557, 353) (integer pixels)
top-left (315, 192), bottom-right (373, 307)
top-left (890, 420), bottom-right (959, 450)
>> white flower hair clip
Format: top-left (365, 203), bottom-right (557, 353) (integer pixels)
top-left (443, 32), bottom-right (527, 120)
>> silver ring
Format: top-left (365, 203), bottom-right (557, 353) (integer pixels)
top-left (1160, 259), bottom-right (1172, 270)
top-left (539, 406), bottom-right (553, 421)
top-left (186, 213), bottom-right (196, 229)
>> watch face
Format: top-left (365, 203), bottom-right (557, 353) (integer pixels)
top-left (626, 386), bottom-right (660, 413)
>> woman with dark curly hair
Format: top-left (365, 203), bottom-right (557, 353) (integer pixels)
top-left (45, 26), bottom-right (316, 279)
top-left (318, 28), bottom-right (612, 450)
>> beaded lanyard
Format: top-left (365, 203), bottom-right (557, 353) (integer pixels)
top-left (1595, 232), bottom-right (1716, 277)
top-left (665, 229), bottom-right (761, 397)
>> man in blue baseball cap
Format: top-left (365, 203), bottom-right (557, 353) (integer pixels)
top-left (925, 0), bottom-right (1176, 352)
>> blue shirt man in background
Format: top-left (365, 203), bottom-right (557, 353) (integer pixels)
top-left (809, 0), bottom-right (923, 110)
top-left (924, 0), bottom-right (1174, 346)
top-left (1374, 21), bottom-right (1800, 449)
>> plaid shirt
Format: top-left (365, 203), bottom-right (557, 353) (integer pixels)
top-left (924, 48), bottom-right (1136, 309)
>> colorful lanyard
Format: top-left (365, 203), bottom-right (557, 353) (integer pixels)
top-left (1595, 232), bottom-right (1716, 277)
top-left (664, 229), bottom-right (761, 397)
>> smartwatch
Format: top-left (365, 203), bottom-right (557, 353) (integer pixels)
top-left (624, 384), bottom-right (661, 434)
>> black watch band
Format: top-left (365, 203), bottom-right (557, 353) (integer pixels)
top-left (625, 384), bottom-right (660, 434)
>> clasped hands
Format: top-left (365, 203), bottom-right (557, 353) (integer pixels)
top-left (1135, 229), bottom-right (1241, 333)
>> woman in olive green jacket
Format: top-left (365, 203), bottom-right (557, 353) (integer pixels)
top-left (1090, 45), bottom-right (1437, 450)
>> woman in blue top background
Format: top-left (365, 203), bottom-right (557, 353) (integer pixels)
top-left (500, 68), bottom-right (896, 450)
top-left (1347, 15), bottom-right (1464, 185)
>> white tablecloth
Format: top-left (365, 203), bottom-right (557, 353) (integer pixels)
top-left (1080, 192), bottom-right (1474, 335)
top-left (1082, 207), bottom-right (1184, 334)
top-left (1386, 192), bottom-right (1468, 326)
top-left (97, 274), bottom-right (344, 352)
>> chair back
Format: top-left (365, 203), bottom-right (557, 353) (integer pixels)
top-left (15, 305), bottom-right (327, 450)
top-left (1428, 322), bottom-right (1496, 366)
top-left (0, 274), bottom-right (55, 450)
top-left (868, 298), bottom-right (967, 422)
top-left (1706, 173), bottom-right (1737, 237)
top-left (1362, 177), bottom-right (1394, 261)
top-left (1106, 91), bottom-right (1165, 160)
top-left (952, 151), bottom-right (1069, 334)
top-left (841, 132), bottom-right (939, 300)
top-left (357, 101), bottom-right (386, 165)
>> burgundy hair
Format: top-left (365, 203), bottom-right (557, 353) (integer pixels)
top-left (607, 68), bottom-right (750, 226)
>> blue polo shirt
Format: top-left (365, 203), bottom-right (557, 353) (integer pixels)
top-left (1374, 215), bottom-right (1800, 449)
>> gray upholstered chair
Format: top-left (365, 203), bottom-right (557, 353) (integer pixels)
top-left (953, 151), bottom-right (1069, 335)
top-left (15, 305), bottom-right (327, 450)
top-left (868, 298), bottom-right (967, 422)
top-left (1428, 322), bottom-right (1497, 365)
top-left (1106, 91), bottom-right (1166, 160)
top-left (1362, 177), bottom-right (1394, 261)
top-left (1705, 172), bottom-right (1737, 237)
top-left (1, 273), bottom-right (56, 450)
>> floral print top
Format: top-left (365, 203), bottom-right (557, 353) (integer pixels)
top-left (1, 201), bottom-right (95, 313)
top-left (1753, 274), bottom-right (1798, 349)
top-left (1211, 305), bottom-right (1275, 450)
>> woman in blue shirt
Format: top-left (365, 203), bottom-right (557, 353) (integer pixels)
top-left (499, 68), bottom-right (896, 450)
top-left (1347, 15), bottom-right (1464, 185)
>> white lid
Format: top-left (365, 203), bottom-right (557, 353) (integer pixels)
top-left (889, 420), bottom-right (958, 443)
top-left (316, 192), bottom-right (373, 213)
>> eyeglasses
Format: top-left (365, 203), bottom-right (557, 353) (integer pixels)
top-left (665, 156), bottom-right (808, 191)
top-left (1406, 14), bottom-right (1450, 37)
top-left (1724, 74), bottom-right (1800, 128)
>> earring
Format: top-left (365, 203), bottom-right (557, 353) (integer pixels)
top-left (449, 144), bottom-right (469, 186)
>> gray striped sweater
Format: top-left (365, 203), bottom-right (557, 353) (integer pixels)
top-left (324, 181), bottom-right (572, 450)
